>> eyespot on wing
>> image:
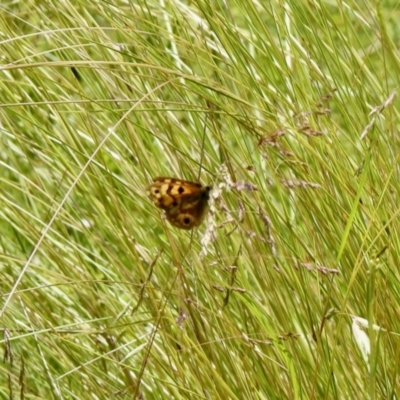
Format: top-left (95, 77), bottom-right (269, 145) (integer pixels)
top-left (146, 177), bottom-right (211, 229)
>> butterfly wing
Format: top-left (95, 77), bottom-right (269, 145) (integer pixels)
top-left (146, 177), bottom-right (203, 208)
top-left (146, 177), bottom-right (211, 230)
top-left (164, 185), bottom-right (210, 229)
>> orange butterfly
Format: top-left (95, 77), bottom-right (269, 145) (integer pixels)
top-left (146, 177), bottom-right (211, 230)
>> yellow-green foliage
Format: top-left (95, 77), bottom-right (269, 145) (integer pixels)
top-left (1, 0), bottom-right (399, 398)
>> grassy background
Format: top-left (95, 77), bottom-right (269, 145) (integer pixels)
top-left (1, 0), bottom-right (400, 398)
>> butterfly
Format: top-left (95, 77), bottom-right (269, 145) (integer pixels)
top-left (146, 177), bottom-right (211, 230)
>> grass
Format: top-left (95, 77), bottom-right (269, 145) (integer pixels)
top-left (1, 0), bottom-right (400, 398)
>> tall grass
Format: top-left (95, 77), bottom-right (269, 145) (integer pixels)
top-left (1, 0), bottom-right (400, 398)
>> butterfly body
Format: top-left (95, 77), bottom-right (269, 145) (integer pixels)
top-left (146, 177), bottom-right (211, 230)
